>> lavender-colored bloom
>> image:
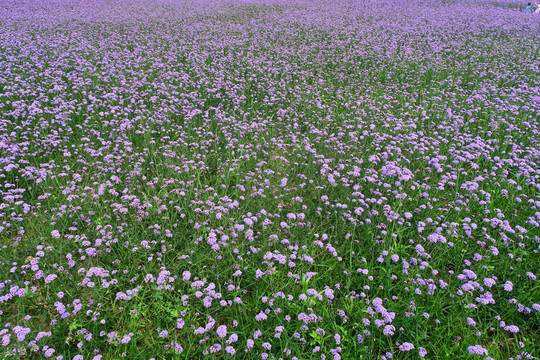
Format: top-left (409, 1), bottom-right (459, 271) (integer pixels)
top-left (13, 326), bottom-right (31, 341)
top-left (120, 334), bottom-right (133, 344)
top-left (504, 325), bottom-right (520, 333)
top-left (210, 344), bottom-right (221, 353)
top-left (171, 341), bottom-right (183, 353)
top-left (399, 342), bottom-right (414, 351)
top-left (467, 345), bottom-right (488, 355)
top-left (216, 325), bottom-right (227, 338)
top-left (226, 334), bottom-right (238, 344)
top-left (44, 348), bottom-right (55, 358)
top-left (1, 334), bottom-right (10, 346)
top-left (255, 312), bottom-right (267, 321)
top-left (45, 274), bottom-right (58, 284)
top-left (383, 325), bottom-right (395, 336)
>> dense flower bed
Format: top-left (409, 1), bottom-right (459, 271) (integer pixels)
top-left (0, 0), bottom-right (539, 359)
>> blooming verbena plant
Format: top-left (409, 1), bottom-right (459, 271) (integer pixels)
top-left (0, 0), bottom-right (538, 359)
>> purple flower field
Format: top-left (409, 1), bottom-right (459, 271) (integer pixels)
top-left (0, 0), bottom-right (539, 359)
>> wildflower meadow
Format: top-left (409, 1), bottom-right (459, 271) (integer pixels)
top-left (0, 0), bottom-right (539, 359)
